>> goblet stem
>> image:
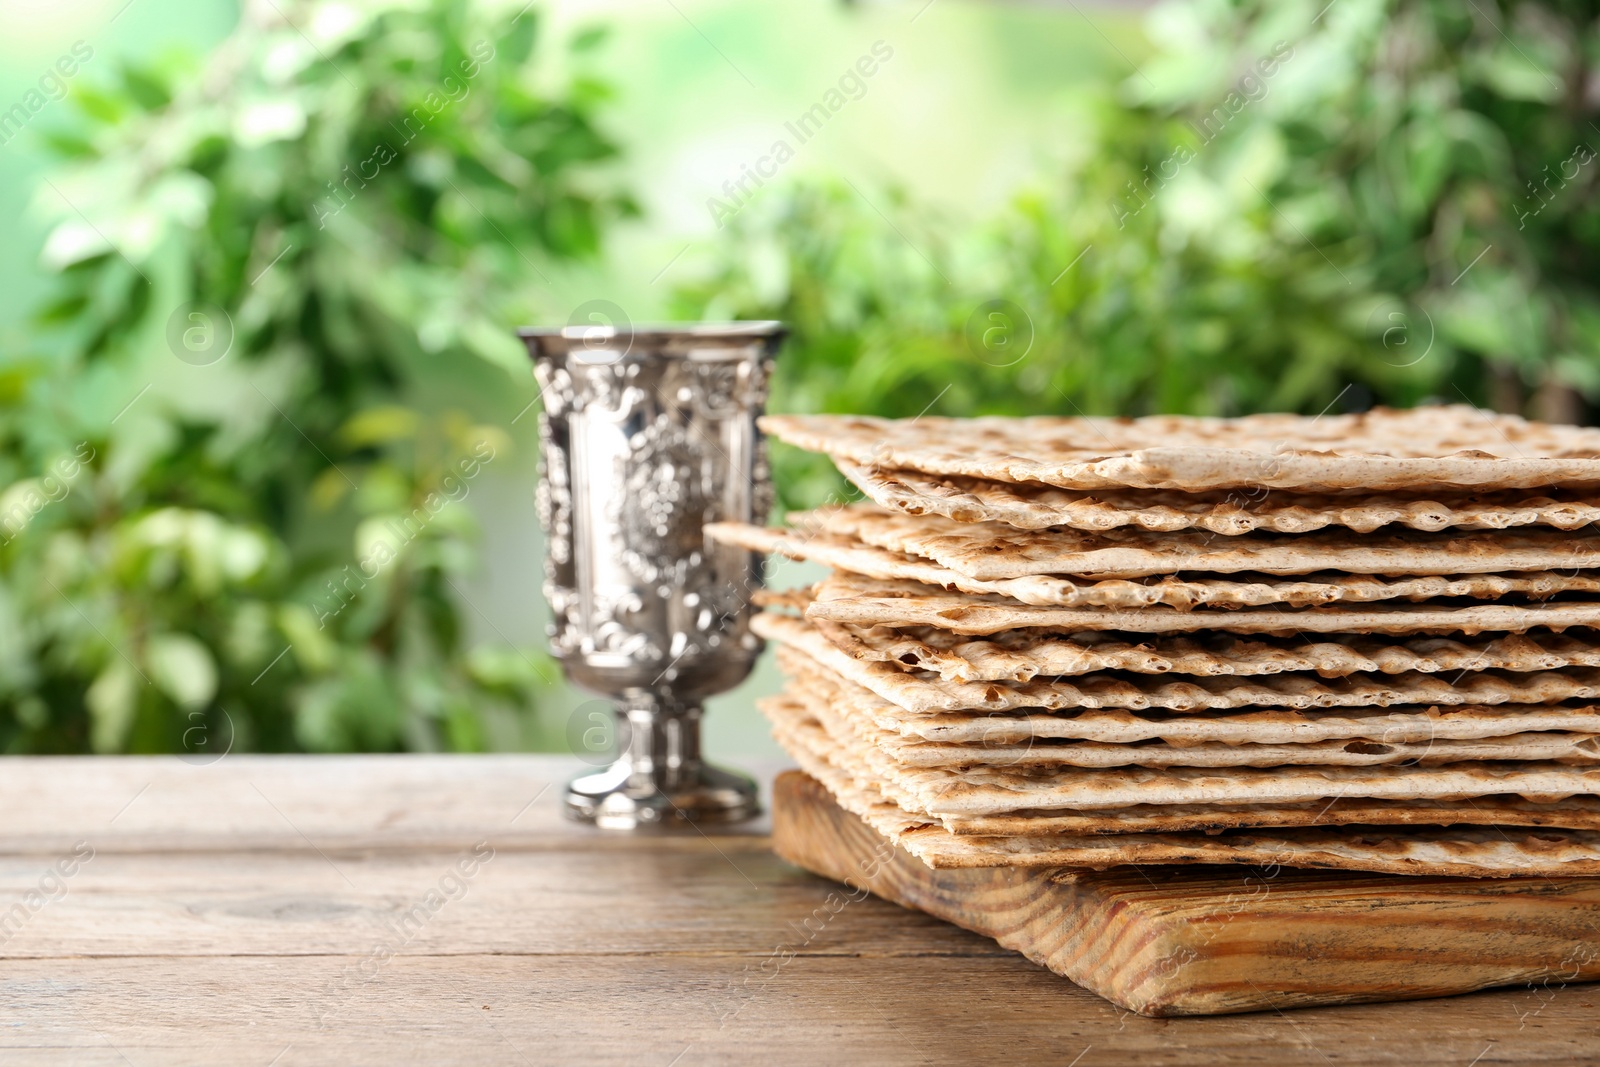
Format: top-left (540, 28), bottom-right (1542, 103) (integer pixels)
top-left (564, 693), bottom-right (760, 829)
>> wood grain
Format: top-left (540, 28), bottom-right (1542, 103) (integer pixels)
top-left (0, 755), bottom-right (1596, 1064)
top-left (771, 770), bottom-right (1600, 1017)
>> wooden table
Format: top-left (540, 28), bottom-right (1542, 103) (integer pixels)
top-left (1, 755), bottom-right (1593, 1065)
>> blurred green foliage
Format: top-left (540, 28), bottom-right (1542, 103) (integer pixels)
top-left (7, 0), bottom-right (1599, 754)
top-left (0, 0), bottom-right (635, 753)
top-left (675, 0), bottom-right (1600, 510)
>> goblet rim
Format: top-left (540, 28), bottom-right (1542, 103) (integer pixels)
top-left (518, 320), bottom-right (785, 351)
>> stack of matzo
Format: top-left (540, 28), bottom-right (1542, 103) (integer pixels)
top-left (707, 406), bottom-right (1600, 877)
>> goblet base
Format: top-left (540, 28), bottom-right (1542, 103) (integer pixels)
top-left (564, 761), bottom-right (761, 830)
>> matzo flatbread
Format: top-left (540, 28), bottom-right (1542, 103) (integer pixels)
top-left (804, 573), bottom-right (1600, 636)
top-left (815, 616), bottom-right (1600, 683)
top-left (764, 680), bottom-right (1600, 813)
top-left (766, 700), bottom-right (1600, 874)
top-left (765, 705), bottom-right (931, 836)
top-left (782, 659), bottom-right (1600, 769)
top-left (761, 406), bottom-right (1600, 492)
top-left (895, 758), bottom-right (1600, 815)
top-left (763, 693), bottom-right (1600, 834)
top-left (796, 505), bottom-right (1600, 581)
top-left (751, 586), bottom-right (816, 612)
top-left (775, 644), bottom-right (1600, 747)
top-left (837, 459), bottom-right (1600, 535)
top-left (759, 612), bottom-right (1600, 714)
top-left (765, 695), bottom-right (933, 818)
top-left (907, 819), bottom-right (1600, 875)
top-left (940, 795), bottom-right (1600, 836)
top-left (861, 696), bottom-right (1600, 750)
top-left (709, 520), bottom-right (1600, 608)
top-left (879, 726), bottom-right (1599, 770)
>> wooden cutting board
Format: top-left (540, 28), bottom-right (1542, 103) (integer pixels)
top-left (770, 770), bottom-right (1600, 1017)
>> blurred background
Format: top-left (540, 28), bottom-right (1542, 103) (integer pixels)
top-left (1, 0), bottom-right (1596, 762)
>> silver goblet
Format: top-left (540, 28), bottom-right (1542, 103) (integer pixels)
top-left (519, 321), bottom-right (786, 828)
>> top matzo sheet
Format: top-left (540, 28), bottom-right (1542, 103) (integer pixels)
top-left (761, 406), bottom-right (1600, 492)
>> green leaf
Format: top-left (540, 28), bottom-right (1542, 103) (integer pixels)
top-left (146, 633), bottom-right (218, 711)
top-left (86, 661), bottom-right (139, 753)
top-left (32, 293), bottom-right (89, 327)
top-left (71, 84), bottom-right (130, 124)
top-left (461, 317), bottom-right (527, 374)
top-left (34, 130), bottom-right (97, 159)
top-left (570, 26), bottom-right (609, 53)
top-left (340, 406), bottom-right (420, 447)
top-left (120, 62), bottom-right (173, 111)
top-left (503, 13), bottom-right (538, 65)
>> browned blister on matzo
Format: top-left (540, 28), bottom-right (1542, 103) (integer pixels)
top-left (762, 406), bottom-right (1600, 492)
top-left (837, 459), bottom-right (1600, 535)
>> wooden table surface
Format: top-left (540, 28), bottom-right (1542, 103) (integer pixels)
top-left (1, 755), bottom-right (1594, 1066)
